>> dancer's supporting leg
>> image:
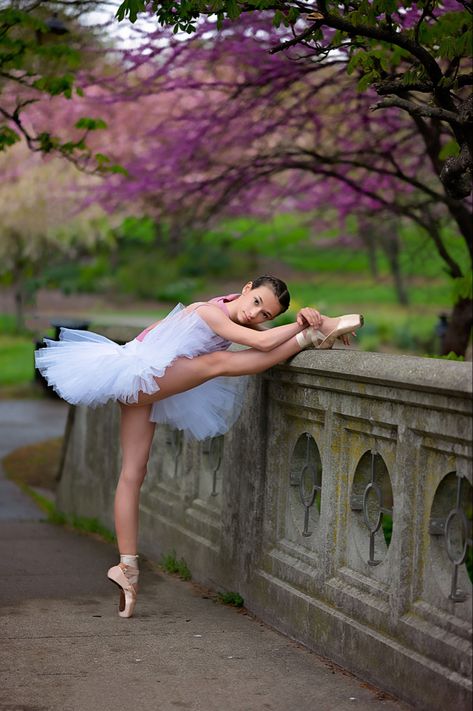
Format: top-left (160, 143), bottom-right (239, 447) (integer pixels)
top-left (133, 332), bottom-right (303, 406)
top-left (115, 403), bottom-right (155, 554)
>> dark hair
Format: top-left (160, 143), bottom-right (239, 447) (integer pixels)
top-left (250, 275), bottom-right (290, 314)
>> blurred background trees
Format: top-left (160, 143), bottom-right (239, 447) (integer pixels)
top-left (0, 143), bottom-right (112, 330)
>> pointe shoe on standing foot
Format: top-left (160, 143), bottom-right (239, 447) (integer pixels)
top-left (107, 563), bottom-right (139, 618)
top-left (296, 314), bottom-right (364, 350)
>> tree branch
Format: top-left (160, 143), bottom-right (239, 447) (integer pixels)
top-left (374, 79), bottom-right (434, 95)
top-left (269, 21), bottom-right (323, 54)
top-left (311, 4), bottom-right (443, 86)
top-left (370, 97), bottom-right (462, 125)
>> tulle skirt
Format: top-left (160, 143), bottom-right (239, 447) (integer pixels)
top-left (34, 304), bottom-right (247, 439)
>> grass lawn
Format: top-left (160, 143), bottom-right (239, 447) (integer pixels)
top-left (0, 335), bottom-right (36, 387)
top-left (288, 277), bottom-right (450, 309)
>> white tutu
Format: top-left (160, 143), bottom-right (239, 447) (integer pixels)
top-left (35, 304), bottom-right (247, 439)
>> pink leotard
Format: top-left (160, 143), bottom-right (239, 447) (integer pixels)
top-left (207, 293), bottom-right (240, 314)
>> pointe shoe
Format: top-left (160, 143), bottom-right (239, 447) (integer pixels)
top-left (296, 314), bottom-right (364, 350)
top-left (107, 563), bottom-right (139, 618)
top-left (316, 313), bottom-right (364, 349)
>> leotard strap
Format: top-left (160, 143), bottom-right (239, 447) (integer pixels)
top-left (207, 293), bottom-right (240, 316)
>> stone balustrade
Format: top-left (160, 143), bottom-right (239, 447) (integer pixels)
top-left (57, 349), bottom-right (472, 710)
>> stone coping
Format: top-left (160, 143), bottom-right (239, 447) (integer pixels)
top-left (279, 348), bottom-right (472, 397)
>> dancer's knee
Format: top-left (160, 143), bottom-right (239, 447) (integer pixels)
top-left (206, 350), bottom-right (229, 377)
top-left (118, 466), bottom-right (147, 489)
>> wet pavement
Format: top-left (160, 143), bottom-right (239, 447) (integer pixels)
top-left (0, 399), bottom-right (412, 711)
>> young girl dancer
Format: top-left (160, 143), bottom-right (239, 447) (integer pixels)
top-left (35, 275), bottom-right (363, 617)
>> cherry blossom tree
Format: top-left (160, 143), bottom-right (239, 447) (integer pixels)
top-left (117, 1), bottom-right (472, 202)
top-left (89, 14), bottom-right (471, 353)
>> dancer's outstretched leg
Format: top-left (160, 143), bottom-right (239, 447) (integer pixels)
top-left (132, 332), bottom-right (304, 406)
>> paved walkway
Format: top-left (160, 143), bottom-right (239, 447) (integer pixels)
top-left (0, 400), bottom-right (412, 711)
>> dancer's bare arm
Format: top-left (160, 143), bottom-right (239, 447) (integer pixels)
top-left (195, 304), bottom-right (308, 351)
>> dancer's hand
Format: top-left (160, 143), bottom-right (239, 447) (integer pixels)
top-left (339, 331), bottom-right (357, 346)
top-left (296, 307), bottom-right (322, 329)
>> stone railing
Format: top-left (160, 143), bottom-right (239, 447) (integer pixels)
top-left (57, 350), bottom-right (472, 711)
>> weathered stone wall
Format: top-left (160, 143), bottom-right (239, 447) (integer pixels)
top-left (57, 350), bottom-right (472, 710)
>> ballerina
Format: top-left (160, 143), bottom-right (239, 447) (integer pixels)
top-left (35, 275), bottom-right (363, 617)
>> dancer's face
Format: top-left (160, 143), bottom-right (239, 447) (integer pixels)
top-left (235, 283), bottom-right (282, 326)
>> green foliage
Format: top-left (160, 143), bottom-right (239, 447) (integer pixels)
top-left (68, 515), bottom-right (116, 542)
top-left (347, 313), bottom-right (437, 353)
top-left (161, 550), bottom-right (192, 580)
top-left (75, 117), bottom-right (108, 131)
top-left (119, 216), bottom-right (156, 244)
top-left (182, 239), bottom-right (237, 277)
top-left (206, 213), bottom-right (310, 257)
top-left (117, 0), bottom-right (279, 29)
top-left (0, 5), bottom-right (111, 164)
top-left (115, 249), bottom-right (180, 299)
top-left (116, 0), bottom-right (152, 23)
top-left (33, 73), bottom-right (75, 97)
top-left (427, 351), bottom-right (465, 362)
top-left (382, 514), bottom-right (393, 547)
top-left (15, 483), bottom-right (116, 540)
top-left (439, 140), bottom-right (460, 160)
top-left (0, 125), bottom-right (20, 151)
top-left (155, 277), bottom-right (203, 303)
top-left (451, 272), bottom-right (473, 302)
top-left (217, 591), bottom-right (244, 607)
top-left (44, 215), bottom-right (246, 302)
top-left (13, 482), bottom-right (63, 522)
top-left (41, 257), bottom-right (110, 295)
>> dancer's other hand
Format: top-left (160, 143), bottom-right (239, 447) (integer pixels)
top-left (296, 307), bottom-right (322, 329)
top-left (339, 331), bottom-right (357, 346)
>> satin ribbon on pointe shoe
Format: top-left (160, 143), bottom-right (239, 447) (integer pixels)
top-left (296, 314), bottom-right (364, 350)
top-left (107, 563), bottom-right (139, 618)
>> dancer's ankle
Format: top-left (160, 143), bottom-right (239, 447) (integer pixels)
top-left (318, 315), bottom-right (338, 336)
top-left (296, 327), bottom-right (322, 348)
top-left (120, 554), bottom-right (139, 568)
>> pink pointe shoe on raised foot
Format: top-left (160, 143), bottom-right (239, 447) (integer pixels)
top-left (107, 563), bottom-right (139, 618)
top-left (296, 314), bottom-right (364, 350)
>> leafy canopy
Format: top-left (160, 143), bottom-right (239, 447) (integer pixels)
top-left (0, 1), bottom-right (124, 172)
top-left (115, 1), bottom-right (472, 200)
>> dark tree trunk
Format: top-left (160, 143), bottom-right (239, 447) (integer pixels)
top-left (359, 230), bottom-right (379, 279)
top-left (387, 251), bottom-right (409, 306)
top-left (166, 223), bottom-right (185, 257)
top-left (367, 241), bottom-right (379, 280)
top-left (379, 225), bottom-right (409, 306)
top-left (442, 297), bottom-right (473, 357)
top-left (12, 265), bottom-right (26, 332)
